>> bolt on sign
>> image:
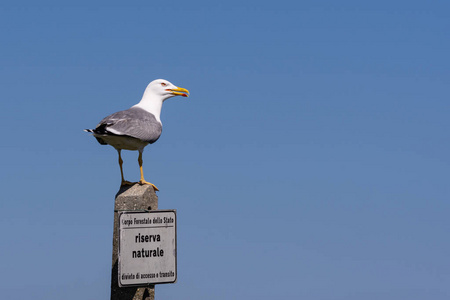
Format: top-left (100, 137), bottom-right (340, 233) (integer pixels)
top-left (118, 210), bottom-right (177, 287)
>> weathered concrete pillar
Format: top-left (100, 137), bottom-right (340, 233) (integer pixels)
top-left (111, 184), bottom-right (158, 300)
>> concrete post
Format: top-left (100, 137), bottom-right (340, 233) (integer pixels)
top-left (111, 184), bottom-right (158, 300)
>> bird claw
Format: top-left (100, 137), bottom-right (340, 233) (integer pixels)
top-left (121, 180), bottom-right (136, 186)
top-left (139, 180), bottom-right (159, 191)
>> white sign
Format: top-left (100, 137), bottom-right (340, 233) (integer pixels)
top-left (119, 210), bottom-right (177, 286)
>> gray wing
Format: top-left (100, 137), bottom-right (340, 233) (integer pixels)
top-left (94, 107), bottom-right (162, 144)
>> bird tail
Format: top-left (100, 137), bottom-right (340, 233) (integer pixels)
top-left (84, 129), bottom-right (107, 145)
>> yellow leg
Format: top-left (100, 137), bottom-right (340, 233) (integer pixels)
top-left (118, 150), bottom-right (134, 186)
top-left (138, 151), bottom-right (159, 191)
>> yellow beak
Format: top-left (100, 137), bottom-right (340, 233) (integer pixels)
top-left (169, 87), bottom-right (190, 97)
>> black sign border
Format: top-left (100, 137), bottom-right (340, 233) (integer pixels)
top-left (118, 210), bottom-right (177, 287)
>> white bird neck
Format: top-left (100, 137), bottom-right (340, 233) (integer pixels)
top-left (133, 95), bottom-right (163, 124)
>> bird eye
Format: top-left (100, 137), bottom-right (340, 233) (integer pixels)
top-left (161, 82), bottom-right (167, 87)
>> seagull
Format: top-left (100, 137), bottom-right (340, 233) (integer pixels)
top-left (85, 79), bottom-right (189, 191)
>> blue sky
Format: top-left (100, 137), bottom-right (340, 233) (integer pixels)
top-left (1, 1), bottom-right (449, 299)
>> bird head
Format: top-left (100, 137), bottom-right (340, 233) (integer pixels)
top-left (144, 79), bottom-right (190, 101)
